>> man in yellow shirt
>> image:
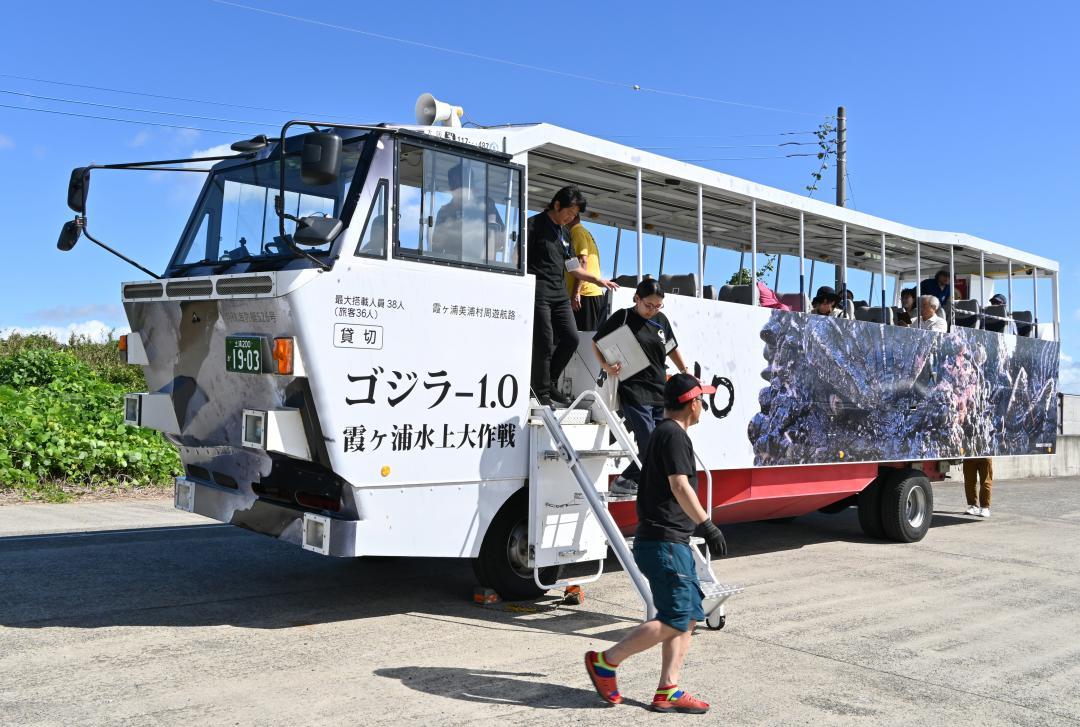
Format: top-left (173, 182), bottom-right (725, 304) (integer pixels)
top-left (565, 214), bottom-right (606, 331)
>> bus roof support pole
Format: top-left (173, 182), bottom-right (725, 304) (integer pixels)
top-left (915, 240), bottom-right (921, 305)
top-left (1008, 260), bottom-right (1014, 317)
top-left (774, 254), bottom-right (782, 291)
top-left (1033, 267), bottom-right (1040, 338)
top-left (880, 232), bottom-right (887, 311)
top-left (840, 224), bottom-right (847, 309)
top-left (658, 235), bottom-right (667, 277)
top-left (809, 259), bottom-right (816, 295)
top-left (751, 200), bottom-right (759, 305)
top-left (979, 251), bottom-right (986, 304)
top-left (798, 212), bottom-right (805, 301)
top-left (612, 227), bottom-right (622, 278)
top-left (1052, 270), bottom-right (1060, 341)
top-left (696, 185), bottom-right (704, 298)
top-left (635, 168), bottom-right (643, 284)
top-left (948, 245), bottom-right (955, 331)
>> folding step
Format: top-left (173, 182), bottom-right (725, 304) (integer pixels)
top-left (542, 448), bottom-right (624, 460)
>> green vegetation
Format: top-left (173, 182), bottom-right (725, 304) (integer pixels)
top-left (0, 333), bottom-right (181, 503)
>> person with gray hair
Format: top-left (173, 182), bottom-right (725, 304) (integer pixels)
top-left (917, 295), bottom-right (947, 333)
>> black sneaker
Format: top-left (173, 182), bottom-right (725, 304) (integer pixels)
top-left (549, 390), bottom-right (572, 407)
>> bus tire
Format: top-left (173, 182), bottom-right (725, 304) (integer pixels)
top-left (857, 477), bottom-right (886, 539)
top-left (880, 469), bottom-right (933, 543)
top-left (473, 489), bottom-right (561, 601)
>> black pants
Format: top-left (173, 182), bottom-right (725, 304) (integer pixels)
top-left (573, 294), bottom-right (606, 332)
top-left (532, 297), bottom-right (579, 401)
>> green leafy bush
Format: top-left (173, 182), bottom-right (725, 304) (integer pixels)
top-left (0, 334), bottom-right (180, 501)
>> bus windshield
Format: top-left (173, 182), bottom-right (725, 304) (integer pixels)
top-left (169, 134), bottom-right (367, 272)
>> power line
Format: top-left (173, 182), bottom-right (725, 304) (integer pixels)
top-left (639, 141), bottom-right (822, 151)
top-left (0, 89), bottom-right (275, 128)
top-left (0, 72), bottom-right (349, 119)
top-left (211, 0), bottom-right (827, 118)
top-left (608, 130), bottom-right (821, 139)
top-left (0, 102), bottom-right (240, 135)
top-left (846, 172), bottom-right (857, 209)
top-left (677, 152), bottom-right (819, 162)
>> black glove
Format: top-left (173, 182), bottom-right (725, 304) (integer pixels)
top-left (694, 520), bottom-right (727, 557)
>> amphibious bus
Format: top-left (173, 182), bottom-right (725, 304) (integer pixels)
top-left (56, 96), bottom-right (1060, 606)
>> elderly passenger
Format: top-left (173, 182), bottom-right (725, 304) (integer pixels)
top-left (917, 295), bottom-right (948, 332)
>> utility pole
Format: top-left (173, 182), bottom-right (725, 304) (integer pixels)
top-left (834, 106), bottom-right (846, 293)
top-left (836, 106), bottom-right (846, 207)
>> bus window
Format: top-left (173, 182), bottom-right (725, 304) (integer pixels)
top-left (395, 142), bottom-right (522, 272)
top-left (355, 180), bottom-right (388, 258)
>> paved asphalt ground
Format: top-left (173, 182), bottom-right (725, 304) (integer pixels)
top-left (1, 477), bottom-right (1078, 726)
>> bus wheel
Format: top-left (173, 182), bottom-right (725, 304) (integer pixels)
top-left (857, 477), bottom-right (886, 539)
top-left (473, 489), bottom-right (561, 601)
top-left (880, 469), bottom-right (933, 543)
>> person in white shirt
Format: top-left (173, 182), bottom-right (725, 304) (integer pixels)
top-left (918, 295), bottom-right (948, 333)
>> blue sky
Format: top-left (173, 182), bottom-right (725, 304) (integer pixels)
top-left (1, 1), bottom-right (1077, 385)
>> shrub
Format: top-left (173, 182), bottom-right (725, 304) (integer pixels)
top-left (0, 334), bottom-right (179, 501)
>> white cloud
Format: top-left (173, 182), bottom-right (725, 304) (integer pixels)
top-left (1060, 352), bottom-right (1080, 394)
top-left (30, 304), bottom-right (124, 324)
top-left (187, 143), bottom-right (236, 169)
top-left (0, 320), bottom-right (128, 344)
top-left (129, 130), bottom-right (152, 148)
top-left (0, 133), bottom-right (13, 150)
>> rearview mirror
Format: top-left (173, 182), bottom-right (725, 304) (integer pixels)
top-left (300, 132), bottom-right (342, 186)
top-left (57, 220), bottom-right (83, 251)
top-left (67, 167), bottom-right (90, 214)
top-left (293, 216), bottom-right (343, 247)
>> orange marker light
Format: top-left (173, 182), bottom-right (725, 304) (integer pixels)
top-left (118, 334), bottom-right (128, 351)
top-left (272, 337), bottom-right (294, 375)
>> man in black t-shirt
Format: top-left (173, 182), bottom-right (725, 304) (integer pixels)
top-left (527, 186), bottom-right (618, 406)
top-left (584, 374), bottom-right (728, 714)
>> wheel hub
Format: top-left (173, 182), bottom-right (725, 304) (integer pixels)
top-left (905, 485), bottom-right (927, 529)
top-left (506, 520), bottom-right (531, 577)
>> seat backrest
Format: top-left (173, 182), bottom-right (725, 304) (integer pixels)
top-left (778, 292), bottom-right (809, 312)
top-left (613, 274), bottom-right (650, 289)
top-left (718, 284), bottom-right (752, 305)
top-left (983, 304), bottom-right (1008, 333)
top-left (952, 299), bottom-right (979, 328)
top-left (854, 306), bottom-right (893, 324)
top-left (702, 284), bottom-right (718, 300)
top-left (660, 273), bottom-right (697, 297)
top-left (1012, 310), bottom-right (1034, 337)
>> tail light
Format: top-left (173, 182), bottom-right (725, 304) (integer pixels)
top-left (272, 337), bottom-right (294, 375)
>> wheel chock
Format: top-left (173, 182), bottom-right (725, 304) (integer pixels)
top-left (562, 585), bottom-right (584, 605)
top-left (473, 587), bottom-right (502, 605)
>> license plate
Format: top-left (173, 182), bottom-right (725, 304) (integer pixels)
top-left (225, 336), bottom-right (264, 374)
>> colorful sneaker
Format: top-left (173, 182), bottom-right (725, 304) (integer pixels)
top-left (584, 650), bottom-right (622, 704)
top-left (964, 505), bottom-right (979, 516)
top-left (650, 686), bottom-right (710, 714)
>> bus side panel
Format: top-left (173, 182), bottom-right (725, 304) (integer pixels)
top-left (290, 259), bottom-right (536, 489)
top-left (594, 291), bottom-right (1059, 470)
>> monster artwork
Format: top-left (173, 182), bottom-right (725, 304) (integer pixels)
top-left (749, 312), bottom-right (1059, 466)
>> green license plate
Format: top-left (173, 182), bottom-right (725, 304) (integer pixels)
top-left (225, 336), bottom-right (265, 374)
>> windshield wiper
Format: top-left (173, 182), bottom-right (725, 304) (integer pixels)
top-left (211, 253), bottom-right (291, 275)
top-left (170, 258), bottom-right (216, 274)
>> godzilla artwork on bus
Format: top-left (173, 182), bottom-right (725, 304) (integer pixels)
top-left (749, 313), bottom-right (1059, 466)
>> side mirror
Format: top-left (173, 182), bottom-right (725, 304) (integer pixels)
top-left (231, 134), bottom-right (268, 152)
top-left (57, 219), bottom-right (83, 251)
top-left (299, 132), bottom-right (341, 186)
top-left (67, 167), bottom-right (90, 214)
top-left (293, 216), bottom-right (343, 247)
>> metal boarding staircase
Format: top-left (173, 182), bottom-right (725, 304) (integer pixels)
top-left (529, 389), bottom-right (742, 628)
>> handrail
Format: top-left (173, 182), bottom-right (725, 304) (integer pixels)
top-left (538, 404), bottom-right (655, 620)
top-left (560, 389), bottom-right (642, 471)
